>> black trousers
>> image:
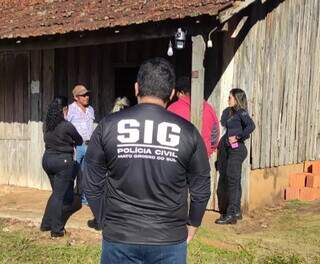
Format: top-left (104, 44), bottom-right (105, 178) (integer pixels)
top-left (217, 137), bottom-right (247, 216)
top-left (41, 152), bottom-right (81, 233)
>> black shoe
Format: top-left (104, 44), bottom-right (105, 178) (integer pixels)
top-left (215, 215), bottom-right (237, 225)
top-left (235, 212), bottom-right (242, 220)
top-left (50, 229), bottom-right (66, 238)
top-left (214, 214), bottom-right (226, 224)
top-left (87, 219), bottom-right (101, 231)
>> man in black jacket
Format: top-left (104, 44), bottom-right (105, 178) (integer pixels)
top-left (83, 57), bottom-right (211, 264)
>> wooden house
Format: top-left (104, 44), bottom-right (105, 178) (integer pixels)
top-left (0, 0), bottom-right (319, 210)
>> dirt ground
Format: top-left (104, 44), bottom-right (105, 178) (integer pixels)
top-left (0, 185), bottom-right (102, 244)
top-left (0, 184), bottom-right (259, 244)
top-left (1, 184), bottom-right (320, 261)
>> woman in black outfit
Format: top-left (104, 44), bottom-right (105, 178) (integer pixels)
top-left (215, 89), bottom-right (255, 225)
top-left (40, 96), bottom-right (83, 237)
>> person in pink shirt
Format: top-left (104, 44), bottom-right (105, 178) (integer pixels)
top-left (167, 76), bottom-right (219, 157)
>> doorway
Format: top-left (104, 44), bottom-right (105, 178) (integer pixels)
top-left (114, 67), bottom-right (139, 106)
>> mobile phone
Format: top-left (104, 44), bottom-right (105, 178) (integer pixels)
top-left (231, 142), bottom-right (239, 149)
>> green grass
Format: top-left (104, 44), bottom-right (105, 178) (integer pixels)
top-left (0, 219), bottom-right (100, 264)
top-left (0, 228), bottom-right (100, 263)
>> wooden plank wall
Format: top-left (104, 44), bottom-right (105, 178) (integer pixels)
top-left (54, 38), bottom-right (182, 121)
top-left (0, 52), bottom-right (30, 186)
top-left (0, 50), bottom-right (54, 189)
top-left (0, 37), bottom-right (191, 190)
top-left (221, 0), bottom-right (320, 170)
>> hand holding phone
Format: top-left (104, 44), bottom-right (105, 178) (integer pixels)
top-left (229, 136), bottom-right (239, 149)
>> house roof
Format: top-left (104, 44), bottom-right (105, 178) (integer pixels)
top-left (0, 0), bottom-right (235, 40)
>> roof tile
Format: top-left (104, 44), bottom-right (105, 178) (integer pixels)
top-left (0, 0), bottom-right (234, 39)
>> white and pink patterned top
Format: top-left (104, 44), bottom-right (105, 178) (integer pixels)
top-left (66, 102), bottom-right (95, 141)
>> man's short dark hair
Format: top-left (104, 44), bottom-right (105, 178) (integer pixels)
top-left (137, 57), bottom-right (176, 102)
top-left (175, 76), bottom-right (191, 94)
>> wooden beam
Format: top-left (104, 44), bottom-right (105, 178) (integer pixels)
top-left (192, 35), bottom-right (216, 209)
top-left (221, 22), bottom-right (229, 32)
top-left (219, 0), bottom-right (256, 24)
top-left (0, 18), bottom-right (218, 52)
top-left (191, 35), bottom-right (205, 131)
top-left (231, 16), bottom-right (248, 38)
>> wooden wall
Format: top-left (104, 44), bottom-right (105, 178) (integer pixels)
top-left (0, 50), bottom-right (54, 189)
top-left (54, 39), bottom-right (191, 121)
top-left (0, 37), bottom-right (192, 190)
top-left (208, 0), bottom-right (320, 170)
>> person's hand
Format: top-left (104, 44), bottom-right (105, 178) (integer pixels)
top-left (187, 225), bottom-right (198, 244)
top-left (228, 136), bottom-right (237, 144)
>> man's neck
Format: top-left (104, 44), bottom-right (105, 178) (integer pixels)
top-left (76, 101), bottom-right (87, 112)
top-left (178, 92), bottom-right (190, 98)
top-left (138, 96), bottom-right (167, 108)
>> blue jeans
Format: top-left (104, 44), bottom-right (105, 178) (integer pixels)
top-left (101, 240), bottom-right (187, 264)
top-left (76, 144), bottom-right (88, 204)
top-left (76, 144), bottom-right (88, 167)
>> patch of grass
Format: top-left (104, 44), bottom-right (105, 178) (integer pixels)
top-left (284, 200), bottom-right (309, 210)
top-left (0, 229), bottom-right (100, 264)
top-left (188, 239), bottom-right (254, 264)
top-left (1, 197), bottom-right (320, 264)
top-left (259, 254), bottom-right (304, 264)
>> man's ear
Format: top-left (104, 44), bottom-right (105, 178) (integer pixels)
top-left (73, 95), bottom-right (78, 101)
top-left (135, 82), bottom-right (140, 97)
top-left (169, 88), bottom-right (176, 102)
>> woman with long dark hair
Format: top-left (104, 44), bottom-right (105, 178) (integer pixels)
top-left (215, 88), bottom-right (255, 225)
top-left (41, 96), bottom-right (83, 237)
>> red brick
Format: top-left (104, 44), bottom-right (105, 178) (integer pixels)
top-left (312, 162), bottom-right (320, 174)
top-left (284, 187), bottom-right (300, 200)
top-left (304, 160), bottom-right (320, 173)
top-left (299, 187), bottom-right (318, 201)
top-left (288, 173), bottom-right (310, 188)
top-left (306, 174), bottom-right (320, 188)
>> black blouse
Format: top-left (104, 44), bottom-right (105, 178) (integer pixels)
top-left (44, 120), bottom-right (83, 154)
top-left (221, 107), bottom-right (255, 141)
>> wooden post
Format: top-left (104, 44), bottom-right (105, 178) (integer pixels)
top-left (191, 35), bottom-right (205, 130)
top-left (192, 35), bottom-right (218, 209)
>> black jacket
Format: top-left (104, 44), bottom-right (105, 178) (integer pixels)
top-left (83, 103), bottom-right (211, 245)
top-left (44, 120), bottom-right (83, 154)
top-left (221, 107), bottom-right (255, 141)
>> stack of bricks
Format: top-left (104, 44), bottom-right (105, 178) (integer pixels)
top-left (284, 160), bottom-right (320, 201)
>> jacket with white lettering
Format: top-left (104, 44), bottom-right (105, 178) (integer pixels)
top-left (83, 103), bottom-right (211, 245)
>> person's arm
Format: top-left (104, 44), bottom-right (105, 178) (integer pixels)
top-left (66, 108), bottom-right (73, 122)
top-left (66, 122), bottom-right (83, 146)
top-left (237, 110), bottom-right (255, 140)
top-left (210, 110), bottom-right (220, 151)
top-left (187, 128), bottom-right (211, 243)
top-left (220, 108), bottom-right (229, 127)
top-left (83, 123), bottom-right (108, 228)
top-left (90, 106), bottom-right (95, 121)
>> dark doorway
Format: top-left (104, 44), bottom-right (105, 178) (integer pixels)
top-left (114, 67), bottom-right (139, 106)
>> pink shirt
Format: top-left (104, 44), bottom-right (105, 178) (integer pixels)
top-left (167, 96), bottom-right (219, 157)
top-left (66, 102), bottom-right (95, 141)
